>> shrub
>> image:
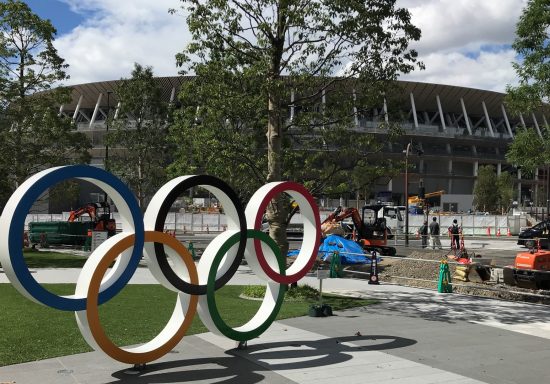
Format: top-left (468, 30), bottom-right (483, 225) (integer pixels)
top-left (241, 284), bottom-right (320, 301)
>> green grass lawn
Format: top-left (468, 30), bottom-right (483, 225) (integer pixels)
top-left (0, 284), bottom-right (375, 367)
top-left (0, 249), bottom-right (89, 269)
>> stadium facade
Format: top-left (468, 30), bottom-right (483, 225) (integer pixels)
top-left (60, 77), bottom-right (548, 212)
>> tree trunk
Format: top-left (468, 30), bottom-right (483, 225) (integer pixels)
top-left (267, 3), bottom-right (290, 264)
top-left (266, 94), bottom-right (289, 258)
top-left (138, 156), bottom-right (144, 211)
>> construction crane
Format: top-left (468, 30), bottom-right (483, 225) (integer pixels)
top-left (408, 190), bottom-right (445, 210)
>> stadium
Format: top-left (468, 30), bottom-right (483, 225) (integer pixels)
top-left (60, 77), bottom-right (547, 212)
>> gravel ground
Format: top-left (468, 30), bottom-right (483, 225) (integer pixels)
top-left (345, 249), bottom-right (550, 305)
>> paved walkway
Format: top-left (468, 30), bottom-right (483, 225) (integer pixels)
top-left (1, 265), bottom-right (550, 383)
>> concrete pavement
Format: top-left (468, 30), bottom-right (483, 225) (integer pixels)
top-left (2, 262), bottom-right (550, 383)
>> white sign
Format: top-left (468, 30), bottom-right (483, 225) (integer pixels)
top-left (317, 269), bottom-right (330, 280)
top-left (91, 231), bottom-right (108, 252)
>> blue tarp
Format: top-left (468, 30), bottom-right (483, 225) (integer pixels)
top-left (288, 234), bottom-right (375, 264)
top-left (318, 235), bottom-right (370, 264)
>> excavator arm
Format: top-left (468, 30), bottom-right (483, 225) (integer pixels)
top-left (68, 203), bottom-right (98, 222)
top-left (321, 207), bottom-right (365, 237)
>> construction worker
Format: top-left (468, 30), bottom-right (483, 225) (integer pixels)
top-left (419, 220), bottom-right (429, 248)
top-left (429, 217), bottom-right (443, 249)
top-left (449, 219), bottom-right (461, 250)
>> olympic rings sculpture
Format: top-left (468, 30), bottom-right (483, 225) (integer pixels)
top-left (0, 165), bottom-right (321, 364)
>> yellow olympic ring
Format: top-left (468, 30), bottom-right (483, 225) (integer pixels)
top-left (75, 231), bottom-right (198, 364)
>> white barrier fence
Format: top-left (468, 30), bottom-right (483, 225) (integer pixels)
top-left (25, 211), bottom-right (530, 236)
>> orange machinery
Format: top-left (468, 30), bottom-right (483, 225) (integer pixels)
top-left (68, 202), bottom-right (117, 236)
top-left (321, 205), bottom-right (396, 256)
top-left (504, 244), bottom-right (550, 289)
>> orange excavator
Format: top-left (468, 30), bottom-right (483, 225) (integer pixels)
top-left (504, 240), bottom-right (550, 289)
top-left (68, 202), bottom-right (117, 236)
top-left (321, 205), bottom-right (396, 256)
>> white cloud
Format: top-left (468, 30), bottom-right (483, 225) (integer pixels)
top-left (56, 0), bottom-right (187, 85)
top-left (399, 0), bottom-right (527, 53)
top-left (395, 0), bottom-right (525, 90)
top-left (401, 49), bottom-right (519, 92)
top-left (53, 0), bottom-right (525, 92)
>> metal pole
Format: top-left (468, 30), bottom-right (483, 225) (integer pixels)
top-left (104, 91), bottom-right (112, 203)
top-left (105, 91), bottom-right (112, 171)
top-left (547, 165), bottom-right (550, 220)
top-left (405, 143), bottom-right (411, 246)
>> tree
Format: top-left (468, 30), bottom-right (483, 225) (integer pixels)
top-left (506, 0), bottom-right (550, 112)
top-left (0, 0), bottom-right (90, 207)
top-left (497, 171), bottom-right (515, 213)
top-left (474, 166), bottom-right (499, 212)
top-left (505, 0), bottom-right (550, 209)
top-left (169, 0), bottom-right (423, 254)
top-left (474, 165), bottom-right (515, 213)
top-left (105, 63), bottom-right (170, 210)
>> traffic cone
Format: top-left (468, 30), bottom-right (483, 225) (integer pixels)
top-left (486, 227), bottom-right (491, 237)
top-left (497, 228), bottom-right (501, 237)
top-left (188, 241), bottom-right (197, 259)
top-left (507, 228), bottom-right (511, 237)
top-left (437, 260), bottom-right (453, 293)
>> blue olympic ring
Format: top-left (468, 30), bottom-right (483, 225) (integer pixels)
top-left (3, 165), bottom-right (144, 311)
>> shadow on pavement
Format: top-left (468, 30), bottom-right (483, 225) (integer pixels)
top-left (107, 335), bottom-right (416, 383)
top-left (232, 335), bottom-right (417, 371)
top-left (362, 290), bottom-right (550, 325)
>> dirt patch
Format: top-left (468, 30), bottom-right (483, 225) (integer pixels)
top-left (344, 249), bottom-right (550, 305)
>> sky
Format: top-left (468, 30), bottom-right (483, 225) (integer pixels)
top-left (23, 0), bottom-right (527, 92)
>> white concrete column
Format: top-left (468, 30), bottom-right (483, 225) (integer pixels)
top-left (482, 101), bottom-right (496, 137)
top-left (169, 87), bottom-right (176, 103)
top-left (519, 113), bottom-right (526, 128)
top-left (474, 161), bottom-right (479, 177)
top-left (460, 98), bottom-right (472, 135)
top-left (383, 96), bottom-right (389, 124)
top-left (90, 93), bottom-right (103, 128)
top-left (436, 95), bottom-right (446, 130)
top-left (532, 113), bottom-right (543, 138)
top-left (113, 102), bottom-right (122, 120)
top-left (410, 92), bottom-right (419, 128)
top-left (501, 104), bottom-right (514, 137)
top-left (72, 95), bottom-right (83, 122)
top-left (497, 163), bottom-right (502, 176)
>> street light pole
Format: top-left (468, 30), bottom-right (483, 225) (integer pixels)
top-left (104, 91), bottom-right (112, 203)
top-left (105, 91), bottom-right (112, 172)
top-left (547, 165), bottom-right (550, 220)
top-left (404, 142), bottom-right (411, 246)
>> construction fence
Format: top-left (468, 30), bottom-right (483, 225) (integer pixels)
top-left (25, 212), bottom-right (529, 236)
